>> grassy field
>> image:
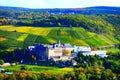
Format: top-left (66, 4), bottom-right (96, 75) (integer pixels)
top-left (0, 25), bottom-right (119, 49)
top-left (3, 65), bottom-right (73, 74)
top-left (107, 48), bottom-right (120, 54)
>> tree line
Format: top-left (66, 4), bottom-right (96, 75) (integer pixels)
top-left (0, 49), bottom-right (120, 80)
top-left (0, 14), bottom-right (115, 35)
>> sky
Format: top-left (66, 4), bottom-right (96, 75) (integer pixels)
top-left (0, 0), bottom-right (120, 8)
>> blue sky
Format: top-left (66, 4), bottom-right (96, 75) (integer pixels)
top-left (0, 0), bottom-right (120, 8)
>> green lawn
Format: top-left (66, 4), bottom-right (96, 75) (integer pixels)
top-left (3, 65), bottom-right (73, 74)
top-left (107, 48), bottom-right (120, 54)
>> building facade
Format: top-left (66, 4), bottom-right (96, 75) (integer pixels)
top-left (27, 40), bottom-right (107, 61)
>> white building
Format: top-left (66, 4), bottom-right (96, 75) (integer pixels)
top-left (48, 47), bottom-right (63, 59)
top-left (77, 46), bottom-right (91, 52)
top-left (47, 40), bottom-right (72, 61)
top-left (27, 40), bottom-right (107, 61)
top-left (0, 68), bottom-right (5, 72)
top-left (28, 46), bottom-right (35, 51)
top-left (81, 50), bottom-right (107, 58)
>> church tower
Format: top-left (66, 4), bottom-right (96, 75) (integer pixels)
top-left (57, 28), bottom-right (61, 47)
top-left (57, 39), bottom-right (61, 47)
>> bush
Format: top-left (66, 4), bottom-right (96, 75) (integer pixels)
top-left (20, 65), bottom-right (28, 70)
top-left (0, 59), bottom-right (4, 65)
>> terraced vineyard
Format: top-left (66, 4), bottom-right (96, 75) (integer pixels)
top-left (0, 25), bottom-right (119, 49)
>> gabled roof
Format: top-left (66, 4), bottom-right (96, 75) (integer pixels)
top-left (63, 44), bottom-right (72, 48)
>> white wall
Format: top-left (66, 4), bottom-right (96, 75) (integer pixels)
top-left (48, 48), bottom-right (63, 58)
top-left (81, 50), bottom-right (107, 58)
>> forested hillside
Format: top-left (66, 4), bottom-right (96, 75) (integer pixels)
top-left (101, 15), bottom-right (120, 41)
top-left (0, 6), bottom-right (120, 49)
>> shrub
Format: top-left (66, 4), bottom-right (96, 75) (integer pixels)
top-left (20, 65), bottom-right (28, 70)
top-left (0, 59), bottom-right (4, 65)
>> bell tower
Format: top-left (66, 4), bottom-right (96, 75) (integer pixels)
top-left (57, 39), bottom-right (61, 47)
top-left (57, 28), bottom-right (61, 47)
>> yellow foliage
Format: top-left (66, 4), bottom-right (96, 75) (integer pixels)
top-left (94, 68), bottom-right (101, 74)
top-left (17, 34), bottom-right (28, 41)
top-left (38, 28), bottom-right (52, 36)
top-left (16, 27), bottom-right (32, 33)
top-left (0, 25), bottom-right (52, 36)
top-left (61, 68), bottom-right (73, 72)
top-left (0, 25), bottom-right (14, 31)
top-left (0, 37), bottom-right (7, 41)
top-left (17, 71), bottom-right (33, 79)
top-left (60, 31), bottom-right (69, 35)
top-left (48, 38), bottom-right (56, 43)
top-left (0, 73), bottom-right (8, 79)
top-left (78, 67), bottom-right (85, 73)
top-left (19, 73), bottom-right (27, 78)
top-left (73, 39), bottom-right (88, 46)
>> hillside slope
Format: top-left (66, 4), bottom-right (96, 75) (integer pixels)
top-left (0, 26), bottom-right (119, 49)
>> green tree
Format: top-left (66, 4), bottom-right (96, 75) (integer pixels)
top-left (58, 22), bottom-right (61, 27)
top-left (0, 59), bottom-right (4, 65)
top-left (20, 65), bottom-right (28, 70)
top-left (64, 71), bottom-right (76, 80)
top-left (101, 72), bottom-right (109, 80)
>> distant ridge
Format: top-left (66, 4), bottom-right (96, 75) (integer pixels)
top-left (0, 6), bottom-right (120, 9)
top-left (0, 6), bottom-right (120, 14)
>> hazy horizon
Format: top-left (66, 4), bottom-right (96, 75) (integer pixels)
top-left (0, 0), bottom-right (120, 9)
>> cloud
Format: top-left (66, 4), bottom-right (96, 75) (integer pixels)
top-left (0, 0), bottom-right (49, 8)
top-left (0, 0), bottom-right (120, 8)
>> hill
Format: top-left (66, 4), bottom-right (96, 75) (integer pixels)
top-left (0, 6), bottom-right (119, 36)
top-left (0, 6), bottom-right (120, 15)
top-left (0, 25), bottom-right (119, 49)
top-left (100, 14), bottom-right (120, 41)
top-left (0, 6), bottom-right (120, 49)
